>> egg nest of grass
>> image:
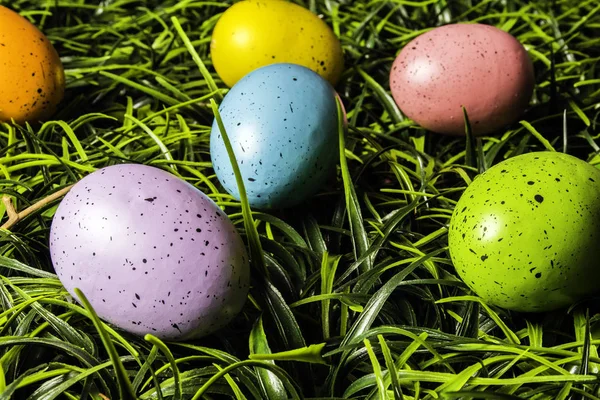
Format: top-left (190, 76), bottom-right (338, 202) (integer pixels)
top-left (1, 1), bottom-right (600, 399)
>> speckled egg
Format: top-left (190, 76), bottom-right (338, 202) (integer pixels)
top-left (390, 23), bottom-right (534, 136)
top-left (210, 63), bottom-right (339, 209)
top-left (0, 6), bottom-right (65, 123)
top-left (448, 152), bottom-right (600, 312)
top-left (210, 0), bottom-right (344, 87)
top-left (49, 164), bottom-right (250, 340)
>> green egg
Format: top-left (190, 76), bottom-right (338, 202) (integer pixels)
top-left (448, 152), bottom-right (600, 312)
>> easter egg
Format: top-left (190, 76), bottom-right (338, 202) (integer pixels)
top-left (210, 0), bottom-right (344, 87)
top-left (0, 6), bottom-right (65, 123)
top-left (390, 23), bottom-right (534, 136)
top-left (49, 164), bottom-right (250, 340)
top-left (448, 152), bottom-right (600, 312)
top-left (210, 63), bottom-right (339, 209)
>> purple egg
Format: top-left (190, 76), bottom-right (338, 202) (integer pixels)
top-left (49, 164), bottom-right (250, 340)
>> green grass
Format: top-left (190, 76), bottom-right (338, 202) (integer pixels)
top-left (1, 0), bottom-right (600, 398)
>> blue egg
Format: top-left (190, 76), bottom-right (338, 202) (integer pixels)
top-left (210, 63), bottom-right (339, 209)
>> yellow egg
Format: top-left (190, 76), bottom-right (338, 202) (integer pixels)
top-left (210, 0), bottom-right (344, 87)
top-left (0, 6), bottom-right (65, 124)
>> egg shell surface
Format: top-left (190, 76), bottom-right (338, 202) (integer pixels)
top-left (390, 23), bottom-right (534, 136)
top-left (210, 0), bottom-right (344, 87)
top-left (49, 164), bottom-right (250, 340)
top-left (0, 6), bottom-right (65, 123)
top-left (448, 152), bottom-right (600, 312)
top-left (211, 63), bottom-right (339, 209)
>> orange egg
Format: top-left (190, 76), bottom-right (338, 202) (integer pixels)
top-left (0, 6), bottom-right (65, 124)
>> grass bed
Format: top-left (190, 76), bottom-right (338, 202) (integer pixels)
top-left (1, 0), bottom-right (600, 399)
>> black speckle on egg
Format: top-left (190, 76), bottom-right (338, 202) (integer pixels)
top-left (534, 194), bottom-right (544, 203)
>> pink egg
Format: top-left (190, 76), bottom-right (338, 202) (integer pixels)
top-left (390, 23), bottom-right (534, 136)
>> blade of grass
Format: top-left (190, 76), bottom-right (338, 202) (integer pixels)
top-left (144, 335), bottom-right (182, 400)
top-left (210, 99), bottom-right (267, 277)
top-left (248, 316), bottom-right (287, 400)
top-left (337, 96), bottom-right (372, 274)
top-left (74, 288), bottom-right (136, 400)
top-left (171, 17), bottom-right (222, 101)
